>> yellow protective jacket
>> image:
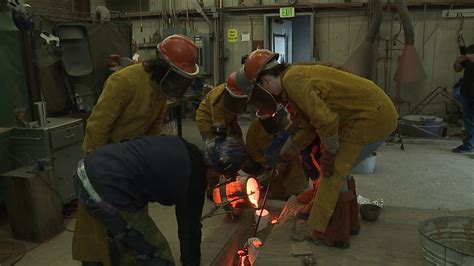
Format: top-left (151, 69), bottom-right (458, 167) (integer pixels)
top-left (195, 84), bottom-right (241, 139)
top-left (246, 119), bottom-right (308, 199)
top-left (280, 64), bottom-right (397, 232)
top-left (73, 63), bottom-right (168, 265)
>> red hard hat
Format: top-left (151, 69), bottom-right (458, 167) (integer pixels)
top-left (225, 72), bottom-right (247, 97)
top-left (157, 34), bottom-right (199, 78)
top-left (244, 49), bottom-right (279, 82)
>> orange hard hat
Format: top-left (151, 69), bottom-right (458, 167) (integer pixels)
top-left (223, 72), bottom-right (248, 114)
top-left (225, 72), bottom-right (247, 97)
top-left (243, 49), bottom-right (279, 82)
top-left (157, 34), bottom-right (199, 78)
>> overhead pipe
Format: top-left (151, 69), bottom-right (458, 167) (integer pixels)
top-left (344, 0), bottom-right (383, 79)
top-left (393, 0), bottom-right (426, 84)
top-left (218, 0), bottom-right (225, 84)
top-left (192, 0), bottom-right (218, 85)
top-left (192, 0), bottom-right (214, 36)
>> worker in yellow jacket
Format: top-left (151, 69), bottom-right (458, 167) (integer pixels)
top-left (240, 49), bottom-right (397, 248)
top-left (195, 72), bottom-right (248, 140)
top-left (195, 71), bottom-right (249, 199)
top-left (73, 35), bottom-right (199, 266)
top-left (245, 106), bottom-right (308, 199)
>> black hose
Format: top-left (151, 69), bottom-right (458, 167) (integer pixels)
top-left (395, 0), bottom-right (414, 45)
top-left (366, 0), bottom-right (383, 43)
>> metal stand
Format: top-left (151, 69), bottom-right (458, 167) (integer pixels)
top-left (395, 121), bottom-right (405, 151)
top-left (410, 86), bottom-right (461, 116)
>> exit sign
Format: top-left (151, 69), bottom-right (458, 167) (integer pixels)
top-left (279, 7), bottom-right (295, 18)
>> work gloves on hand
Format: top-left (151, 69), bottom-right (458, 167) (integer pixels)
top-left (455, 55), bottom-right (467, 65)
top-left (319, 134), bottom-right (339, 178)
top-left (264, 130), bottom-right (291, 167)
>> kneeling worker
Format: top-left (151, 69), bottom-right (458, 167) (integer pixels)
top-left (73, 135), bottom-right (244, 265)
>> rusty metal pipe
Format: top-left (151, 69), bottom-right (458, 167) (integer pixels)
top-left (395, 0), bottom-right (414, 45)
top-left (366, 0), bottom-right (383, 43)
top-left (343, 0), bottom-right (382, 78)
top-left (393, 0), bottom-right (426, 84)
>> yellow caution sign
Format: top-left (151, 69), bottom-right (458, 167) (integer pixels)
top-left (228, 28), bottom-right (238, 43)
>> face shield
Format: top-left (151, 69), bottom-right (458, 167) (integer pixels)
top-left (223, 87), bottom-right (248, 115)
top-left (249, 83), bottom-right (277, 115)
top-left (257, 104), bottom-right (292, 135)
top-left (159, 67), bottom-right (195, 99)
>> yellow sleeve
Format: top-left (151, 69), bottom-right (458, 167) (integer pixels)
top-left (246, 121), bottom-right (269, 169)
top-left (283, 75), bottom-right (339, 140)
top-left (196, 87), bottom-right (224, 137)
top-left (289, 115), bottom-right (317, 150)
top-left (83, 74), bottom-right (131, 152)
top-left (210, 99), bottom-right (228, 126)
top-left (195, 99), bottom-right (212, 135)
top-left (147, 100), bottom-right (167, 136)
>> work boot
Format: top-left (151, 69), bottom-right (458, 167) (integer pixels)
top-left (311, 186), bottom-right (355, 249)
top-left (452, 144), bottom-right (474, 153)
top-left (347, 177), bottom-right (360, 235)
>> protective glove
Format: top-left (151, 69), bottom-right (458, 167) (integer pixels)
top-left (320, 151), bottom-right (337, 177)
top-left (455, 55), bottom-right (466, 65)
top-left (264, 130), bottom-right (291, 167)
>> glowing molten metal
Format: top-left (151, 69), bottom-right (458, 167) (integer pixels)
top-left (212, 176), bottom-right (261, 217)
top-left (246, 177), bottom-right (260, 208)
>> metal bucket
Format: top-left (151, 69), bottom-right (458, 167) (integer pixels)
top-left (399, 115), bottom-right (447, 139)
top-left (352, 152), bottom-right (377, 175)
top-left (418, 216), bottom-right (474, 265)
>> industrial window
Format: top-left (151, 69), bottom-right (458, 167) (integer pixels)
top-left (272, 34), bottom-right (287, 63)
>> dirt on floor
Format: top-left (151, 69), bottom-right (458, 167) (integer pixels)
top-left (255, 197), bottom-right (474, 266)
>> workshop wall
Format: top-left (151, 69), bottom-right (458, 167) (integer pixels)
top-left (30, 0), bottom-right (84, 19)
top-left (0, 6), bottom-right (30, 127)
top-left (95, 0), bottom-right (473, 117)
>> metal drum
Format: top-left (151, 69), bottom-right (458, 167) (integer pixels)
top-left (212, 176), bottom-right (261, 217)
top-left (399, 115), bottom-right (447, 139)
top-left (418, 216), bottom-right (474, 265)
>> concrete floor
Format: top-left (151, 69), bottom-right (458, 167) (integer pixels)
top-left (356, 139), bottom-right (474, 211)
top-left (1, 118), bottom-right (473, 265)
top-left (256, 204), bottom-right (474, 266)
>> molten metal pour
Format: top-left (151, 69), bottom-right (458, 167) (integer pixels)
top-left (201, 175), bottom-right (260, 221)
